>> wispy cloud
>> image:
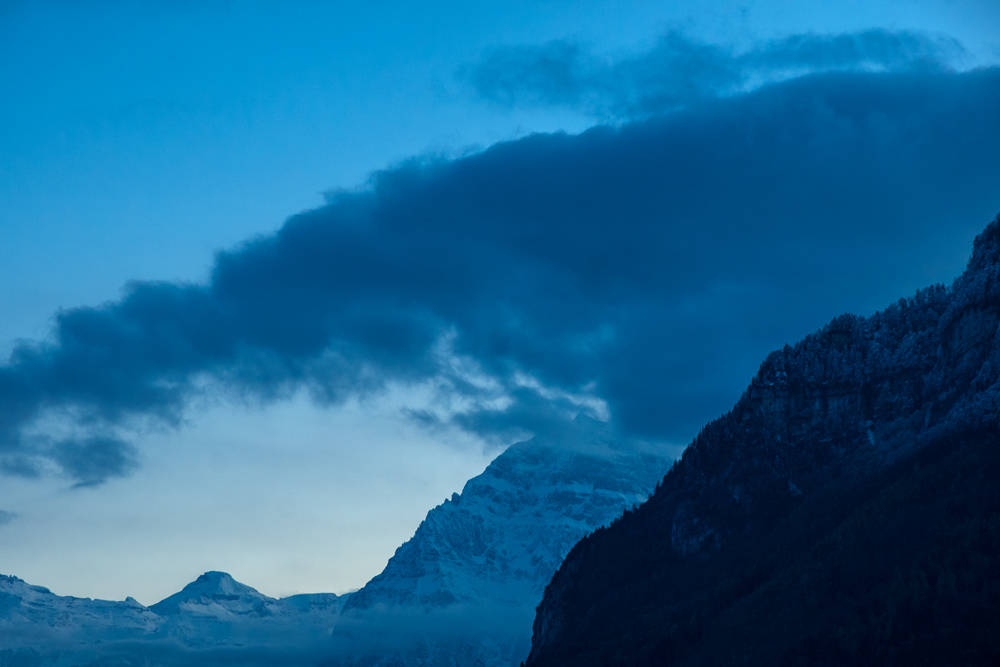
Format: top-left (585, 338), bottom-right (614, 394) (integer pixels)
top-left (1, 59), bottom-right (998, 485)
top-left (467, 30), bottom-right (964, 119)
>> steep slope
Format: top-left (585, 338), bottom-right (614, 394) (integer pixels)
top-left (527, 214), bottom-right (1000, 666)
top-left (330, 418), bottom-right (673, 667)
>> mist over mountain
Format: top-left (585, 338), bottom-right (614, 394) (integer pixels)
top-left (526, 214), bottom-right (1000, 666)
top-left (327, 417), bottom-right (672, 667)
top-left (0, 420), bottom-right (671, 666)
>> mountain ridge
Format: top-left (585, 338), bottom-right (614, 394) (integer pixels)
top-left (149, 571), bottom-right (278, 616)
top-left (327, 418), bottom-right (674, 667)
top-left (0, 419), bottom-right (674, 666)
top-left (526, 213), bottom-right (1000, 666)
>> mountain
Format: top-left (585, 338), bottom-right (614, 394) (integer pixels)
top-left (0, 571), bottom-right (343, 666)
top-left (526, 214), bottom-right (1000, 666)
top-left (327, 417), bottom-right (673, 667)
top-left (149, 571), bottom-right (279, 617)
top-left (0, 418), bottom-right (672, 666)
top-left (0, 573), bottom-right (161, 645)
top-left (145, 570), bottom-right (345, 651)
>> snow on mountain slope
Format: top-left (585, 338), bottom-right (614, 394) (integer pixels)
top-left (0, 417), bottom-right (673, 667)
top-left (146, 570), bottom-right (345, 650)
top-left (0, 573), bottom-right (161, 643)
top-left (333, 417), bottom-right (674, 666)
top-left (0, 571), bottom-right (344, 664)
top-left (150, 570), bottom-right (282, 618)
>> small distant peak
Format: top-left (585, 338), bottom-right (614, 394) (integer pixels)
top-left (180, 571), bottom-right (264, 598)
top-left (150, 570), bottom-right (271, 615)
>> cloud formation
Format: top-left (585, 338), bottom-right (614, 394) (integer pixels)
top-left (1, 33), bottom-right (999, 485)
top-left (51, 436), bottom-right (138, 488)
top-left (468, 29), bottom-right (964, 118)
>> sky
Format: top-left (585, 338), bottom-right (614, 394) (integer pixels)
top-left (1, 0), bottom-right (999, 604)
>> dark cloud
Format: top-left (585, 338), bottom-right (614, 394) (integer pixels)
top-left (0, 510), bottom-right (15, 526)
top-left (467, 30), bottom-right (963, 119)
top-left (50, 436), bottom-right (138, 487)
top-left (1, 61), bottom-right (999, 483)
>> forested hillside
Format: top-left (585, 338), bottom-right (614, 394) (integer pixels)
top-left (526, 214), bottom-right (1000, 667)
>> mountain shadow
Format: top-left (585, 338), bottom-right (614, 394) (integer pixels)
top-left (526, 213), bottom-right (1000, 667)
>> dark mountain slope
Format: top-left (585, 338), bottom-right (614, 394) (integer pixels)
top-left (526, 214), bottom-right (1000, 667)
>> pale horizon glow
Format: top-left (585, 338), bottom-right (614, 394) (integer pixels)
top-left (1, 390), bottom-right (496, 604)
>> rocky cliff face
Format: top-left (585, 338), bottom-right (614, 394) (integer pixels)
top-left (527, 214), bottom-right (1000, 667)
top-left (329, 418), bottom-right (673, 667)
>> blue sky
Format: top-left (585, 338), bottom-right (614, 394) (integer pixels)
top-left (1, 0), bottom-right (999, 603)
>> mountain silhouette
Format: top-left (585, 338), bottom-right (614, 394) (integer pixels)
top-left (527, 214), bottom-right (1000, 667)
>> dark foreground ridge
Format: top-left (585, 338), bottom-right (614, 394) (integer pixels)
top-left (526, 214), bottom-right (1000, 667)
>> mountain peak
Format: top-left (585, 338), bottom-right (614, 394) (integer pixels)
top-left (186, 571), bottom-right (241, 594)
top-left (149, 571), bottom-right (275, 616)
top-left (344, 429), bottom-right (671, 615)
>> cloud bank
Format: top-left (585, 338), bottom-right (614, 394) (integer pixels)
top-left (2, 32), bottom-right (999, 485)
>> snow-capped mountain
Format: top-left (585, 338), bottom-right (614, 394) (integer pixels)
top-left (331, 417), bottom-right (673, 666)
top-left (0, 573), bottom-right (161, 642)
top-left (0, 417), bottom-right (672, 666)
top-left (148, 571), bottom-right (344, 650)
top-left (150, 570), bottom-right (281, 617)
top-left (0, 571), bottom-right (343, 665)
